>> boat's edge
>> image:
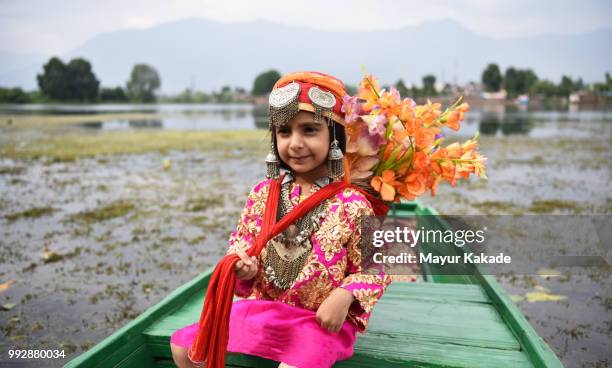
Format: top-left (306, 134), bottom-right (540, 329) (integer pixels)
top-left (63, 266), bottom-right (215, 368)
top-left (418, 205), bottom-right (563, 368)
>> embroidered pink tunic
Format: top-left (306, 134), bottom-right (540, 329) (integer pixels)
top-left (171, 178), bottom-right (391, 367)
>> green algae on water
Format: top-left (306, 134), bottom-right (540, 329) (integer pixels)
top-left (69, 201), bottom-right (135, 224)
top-left (5, 206), bottom-right (55, 222)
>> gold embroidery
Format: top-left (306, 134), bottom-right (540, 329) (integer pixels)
top-left (328, 256), bottom-right (347, 282)
top-left (352, 288), bottom-right (382, 313)
top-left (293, 252), bottom-right (325, 284)
top-left (297, 272), bottom-right (334, 309)
top-left (250, 182), bottom-right (270, 217)
top-left (316, 209), bottom-right (351, 261)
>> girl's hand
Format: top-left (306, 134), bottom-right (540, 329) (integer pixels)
top-left (234, 250), bottom-right (258, 280)
top-left (316, 288), bottom-right (355, 333)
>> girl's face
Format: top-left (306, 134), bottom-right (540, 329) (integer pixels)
top-left (276, 111), bottom-right (330, 178)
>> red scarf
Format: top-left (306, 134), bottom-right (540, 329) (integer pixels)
top-left (188, 177), bottom-right (388, 367)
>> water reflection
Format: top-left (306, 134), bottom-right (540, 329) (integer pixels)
top-left (7, 103), bottom-right (610, 139)
top-left (253, 105), bottom-right (269, 129)
top-left (479, 112), bottom-right (534, 136)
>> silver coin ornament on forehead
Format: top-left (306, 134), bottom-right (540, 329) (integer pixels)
top-left (308, 86), bottom-right (336, 124)
top-left (268, 82), bottom-right (301, 128)
top-left (308, 86), bottom-right (336, 109)
top-left (269, 82), bottom-right (301, 109)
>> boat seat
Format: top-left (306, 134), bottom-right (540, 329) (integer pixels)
top-left (143, 281), bottom-right (534, 367)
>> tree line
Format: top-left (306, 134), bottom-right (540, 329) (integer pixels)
top-left (1, 59), bottom-right (610, 103)
top-left (481, 63), bottom-right (611, 98)
top-left (0, 57), bottom-right (161, 103)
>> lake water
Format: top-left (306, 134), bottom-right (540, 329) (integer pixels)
top-left (0, 103), bottom-right (610, 367)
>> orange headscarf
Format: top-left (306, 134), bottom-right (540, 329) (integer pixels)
top-left (273, 71), bottom-right (348, 126)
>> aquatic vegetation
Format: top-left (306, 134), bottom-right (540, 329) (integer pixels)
top-left (529, 200), bottom-right (584, 214)
top-left (472, 200), bottom-right (524, 215)
top-left (69, 201), bottom-right (135, 224)
top-left (5, 206), bottom-right (55, 222)
top-left (0, 130), bottom-right (268, 161)
top-left (0, 166), bottom-right (25, 175)
top-left (184, 196), bottom-right (225, 212)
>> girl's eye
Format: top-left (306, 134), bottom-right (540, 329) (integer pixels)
top-left (304, 126), bottom-right (318, 134)
top-left (277, 128), bottom-right (290, 135)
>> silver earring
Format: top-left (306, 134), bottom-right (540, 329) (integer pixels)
top-left (265, 141), bottom-right (280, 179)
top-left (327, 120), bottom-right (344, 179)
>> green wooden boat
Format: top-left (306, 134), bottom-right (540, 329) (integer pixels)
top-left (65, 202), bottom-right (563, 368)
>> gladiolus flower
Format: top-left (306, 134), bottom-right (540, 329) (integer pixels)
top-left (362, 114), bottom-right (387, 138)
top-left (341, 95), bottom-right (361, 124)
top-left (371, 170), bottom-right (399, 202)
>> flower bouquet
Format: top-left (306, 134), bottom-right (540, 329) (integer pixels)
top-left (342, 74), bottom-right (487, 202)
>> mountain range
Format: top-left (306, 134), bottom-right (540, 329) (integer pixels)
top-left (1, 18), bottom-right (610, 93)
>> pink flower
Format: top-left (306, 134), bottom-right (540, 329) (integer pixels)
top-left (362, 114), bottom-right (387, 138)
top-left (341, 95), bottom-right (360, 124)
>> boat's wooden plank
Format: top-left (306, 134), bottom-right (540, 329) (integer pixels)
top-left (384, 282), bottom-right (490, 303)
top-left (112, 344), bottom-right (154, 368)
top-left (340, 334), bottom-right (533, 368)
top-left (368, 300), bottom-right (520, 350)
top-left (147, 331), bottom-right (530, 368)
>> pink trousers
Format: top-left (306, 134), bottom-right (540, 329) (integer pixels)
top-left (171, 299), bottom-right (358, 368)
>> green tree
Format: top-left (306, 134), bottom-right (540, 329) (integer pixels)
top-left (394, 79), bottom-right (409, 97)
top-left (592, 72), bottom-right (612, 94)
top-left (530, 80), bottom-right (557, 98)
top-left (127, 64), bottom-right (161, 102)
top-left (557, 75), bottom-right (575, 97)
top-left (0, 87), bottom-right (30, 103)
top-left (99, 87), bottom-right (128, 102)
top-left (422, 74), bottom-right (437, 97)
top-left (482, 63), bottom-right (502, 92)
top-left (66, 58), bottom-right (99, 101)
top-left (37, 57), bottom-right (99, 101)
top-left (37, 57), bottom-right (70, 100)
top-left (504, 67), bottom-right (538, 98)
top-left (251, 70), bottom-right (281, 96)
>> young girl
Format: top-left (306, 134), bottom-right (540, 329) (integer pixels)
top-left (170, 72), bottom-right (391, 368)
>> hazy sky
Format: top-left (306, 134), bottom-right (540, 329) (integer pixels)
top-left (1, 0), bottom-right (611, 55)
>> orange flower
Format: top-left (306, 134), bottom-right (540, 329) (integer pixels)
top-left (458, 102), bottom-right (470, 113)
top-left (445, 142), bottom-right (462, 159)
top-left (403, 172), bottom-right (427, 198)
top-left (399, 100), bottom-right (415, 126)
top-left (445, 111), bottom-right (461, 131)
top-left (359, 75), bottom-right (380, 112)
top-left (378, 89), bottom-right (402, 118)
top-left (345, 122), bottom-right (363, 154)
top-left (412, 151), bottom-right (430, 171)
top-left (415, 100), bottom-right (441, 127)
top-left (371, 170), bottom-right (399, 201)
top-left (414, 128), bottom-right (437, 150)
